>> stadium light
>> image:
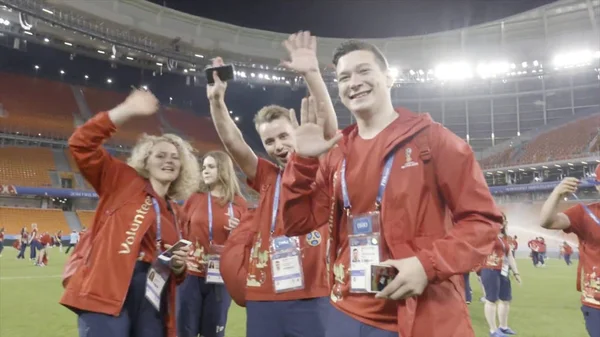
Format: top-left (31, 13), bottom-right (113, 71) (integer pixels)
top-left (34, 65), bottom-right (39, 70)
top-left (434, 62), bottom-right (472, 81)
top-left (553, 50), bottom-right (595, 68)
top-left (476, 62), bottom-right (510, 79)
top-left (388, 67), bottom-right (399, 79)
top-left (106, 78), bottom-right (112, 84)
top-left (126, 56), bottom-right (134, 60)
top-left (43, 38), bottom-right (49, 43)
top-left (0, 18), bottom-right (10, 26)
top-left (59, 70), bottom-right (65, 75)
top-left (234, 116), bottom-right (240, 122)
top-left (84, 75), bottom-right (89, 79)
top-left (42, 8), bottom-right (54, 15)
top-left (64, 42), bottom-right (72, 46)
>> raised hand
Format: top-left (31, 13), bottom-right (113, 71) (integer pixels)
top-left (280, 31), bottom-right (319, 75)
top-left (122, 88), bottom-right (159, 116)
top-left (206, 57), bottom-right (227, 101)
top-left (294, 96), bottom-right (342, 158)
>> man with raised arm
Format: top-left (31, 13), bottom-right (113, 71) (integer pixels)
top-left (539, 175), bottom-right (600, 337)
top-left (279, 40), bottom-right (503, 337)
top-left (207, 32), bottom-right (338, 337)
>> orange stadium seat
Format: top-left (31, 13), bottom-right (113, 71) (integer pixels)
top-left (479, 148), bottom-right (514, 169)
top-left (0, 147), bottom-right (56, 187)
top-left (0, 73), bottom-right (79, 139)
top-left (82, 87), bottom-right (163, 145)
top-left (516, 115), bottom-right (600, 165)
top-left (76, 210), bottom-right (95, 229)
top-left (0, 207), bottom-right (70, 234)
top-left (162, 107), bottom-right (222, 153)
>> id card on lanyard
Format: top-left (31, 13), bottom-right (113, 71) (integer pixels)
top-left (205, 193), bottom-right (234, 284)
top-left (499, 236), bottom-right (510, 277)
top-left (343, 152), bottom-right (394, 293)
top-left (269, 173), bottom-right (305, 293)
top-left (145, 197), bottom-right (180, 311)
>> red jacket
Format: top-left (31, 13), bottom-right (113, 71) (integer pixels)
top-left (281, 110), bottom-right (502, 337)
top-left (60, 112), bottom-right (187, 337)
top-left (220, 207), bottom-right (256, 307)
top-left (182, 192), bottom-right (247, 277)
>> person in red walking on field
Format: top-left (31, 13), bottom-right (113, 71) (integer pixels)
top-left (279, 39), bottom-right (502, 337)
top-left (59, 89), bottom-right (200, 337)
top-left (540, 172), bottom-right (600, 337)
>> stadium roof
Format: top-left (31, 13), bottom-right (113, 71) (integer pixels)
top-left (148, 0), bottom-right (559, 39)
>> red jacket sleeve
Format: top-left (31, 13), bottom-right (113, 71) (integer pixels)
top-left (68, 111), bottom-right (133, 196)
top-left (415, 124), bottom-right (503, 282)
top-left (220, 207), bottom-right (256, 307)
top-left (280, 153), bottom-right (334, 237)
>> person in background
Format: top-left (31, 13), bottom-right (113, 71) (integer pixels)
top-left (279, 39), bottom-right (502, 337)
top-left (54, 230), bottom-right (63, 252)
top-left (561, 242), bottom-right (574, 266)
top-left (540, 176), bottom-right (600, 337)
top-left (16, 227), bottom-right (28, 259)
top-left (527, 237), bottom-right (540, 267)
top-left (65, 230), bottom-right (79, 254)
top-left (36, 232), bottom-right (52, 267)
top-left (0, 227), bottom-right (4, 257)
top-left (178, 151), bottom-right (247, 337)
top-left (480, 213), bottom-right (522, 337)
top-left (29, 223), bottom-right (39, 261)
top-left (59, 89), bottom-right (200, 337)
top-left (510, 236), bottom-right (518, 258)
top-left (208, 32), bottom-right (337, 337)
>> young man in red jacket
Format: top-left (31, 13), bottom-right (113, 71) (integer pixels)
top-left (540, 175), bottom-right (600, 337)
top-left (279, 40), bottom-right (502, 337)
top-left (207, 32), bottom-right (338, 337)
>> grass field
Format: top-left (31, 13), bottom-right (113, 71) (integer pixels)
top-left (0, 249), bottom-right (589, 337)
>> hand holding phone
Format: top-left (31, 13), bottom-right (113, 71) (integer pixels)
top-left (366, 264), bottom-right (399, 293)
top-left (205, 64), bottom-right (235, 85)
top-left (158, 239), bottom-right (192, 263)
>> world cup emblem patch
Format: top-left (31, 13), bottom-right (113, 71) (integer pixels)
top-left (306, 230), bottom-right (322, 246)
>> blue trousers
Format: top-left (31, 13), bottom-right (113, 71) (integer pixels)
top-left (565, 254), bottom-right (572, 265)
top-left (30, 240), bottom-right (39, 259)
top-left (16, 243), bottom-right (27, 259)
top-left (76, 262), bottom-right (167, 337)
top-left (464, 273), bottom-right (472, 303)
top-left (325, 304), bottom-right (397, 337)
top-left (582, 305), bottom-right (600, 337)
top-left (177, 275), bottom-right (231, 337)
top-left (481, 268), bottom-right (512, 302)
top-left (246, 297), bottom-right (329, 337)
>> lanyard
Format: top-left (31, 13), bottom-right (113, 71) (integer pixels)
top-left (571, 193), bottom-right (600, 225)
top-left (498, 236), bottom-right (508, 256)
top-left (341, 152), bottom-right (396, 212)
top-left (152, 197), bottom-right (182, 250)
top-left (208, 193), bottom-right (235, 241)
top-left (270, 172), bottom-right (282, 234)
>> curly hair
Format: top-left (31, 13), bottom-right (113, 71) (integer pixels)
top-left (127, 133), bottom-right (201, 201)
top-left (198, 150), bottom-right (244, 205)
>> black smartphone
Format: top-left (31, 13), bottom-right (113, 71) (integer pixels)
top-left (205, 64), bottom-right (235, 84)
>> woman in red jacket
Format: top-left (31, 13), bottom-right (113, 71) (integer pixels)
top-left (178, 150), bottom-right (247, 337)
top-left (59, 89), bottom-right (200, 337)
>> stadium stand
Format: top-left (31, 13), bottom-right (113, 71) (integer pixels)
top-left (0, 207), bottom-right (70, 234)
top-left (162, 106), bottom-right (222, 153)
top-left (0, 73), bottom-right (79, 139)
top-left (75, 210), bottom-right (95, 229)
top-left (82, 87), bottom-right (163, 145)
top-left (0, 147), bottom-right (56, 187)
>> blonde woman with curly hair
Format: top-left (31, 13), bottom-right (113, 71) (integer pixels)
top-left (60, 89), bottom-right (200, 337)
top-left (178, 150), bottom-right (247, 337)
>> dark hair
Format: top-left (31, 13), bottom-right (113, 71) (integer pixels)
top-left (332, 40), bottom-right (388, 71)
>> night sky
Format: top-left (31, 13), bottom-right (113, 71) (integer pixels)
top-left (147, 0), bottom-right (558, 39)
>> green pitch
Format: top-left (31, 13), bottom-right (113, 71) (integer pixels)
top-left (0, 250), bottom-right (587, 337)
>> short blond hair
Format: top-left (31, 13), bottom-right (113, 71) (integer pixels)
top-left (127, 133), bottom-right (201, 201)
top-left (253, 105), bottom-right (292, 130)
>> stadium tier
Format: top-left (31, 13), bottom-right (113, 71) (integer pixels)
top-left (0, 206), bottom-right (70, 234)
top-left (0, 147), bottom-right (56, 187)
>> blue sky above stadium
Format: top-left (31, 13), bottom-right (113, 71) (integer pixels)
top-left (148, 0), bottom-right (558, 38)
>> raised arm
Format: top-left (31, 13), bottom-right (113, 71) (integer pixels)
top-left (539, 178), bottom-right (579, 230)
top-left (415, 125), bottom-right (503, 282)
top-left (281, 154), bottom-right (333, 236)
top-left (281, 31), bottom-right (338, 140)
top-left (206, 57), bottom-right (258, 181)
top-left (69, 89), bottom-right (158, 196)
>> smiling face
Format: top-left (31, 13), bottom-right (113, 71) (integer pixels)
top-left (254, 105), bottom-right (296, 166)
top-left (336, 50), bottom-right (392, 116)
top-left (257, 118), bottom-right (295, 166)
top-left (145, 141), bottom-right (181, 184)
top-left (202, 155), bottom-right (218, 186)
